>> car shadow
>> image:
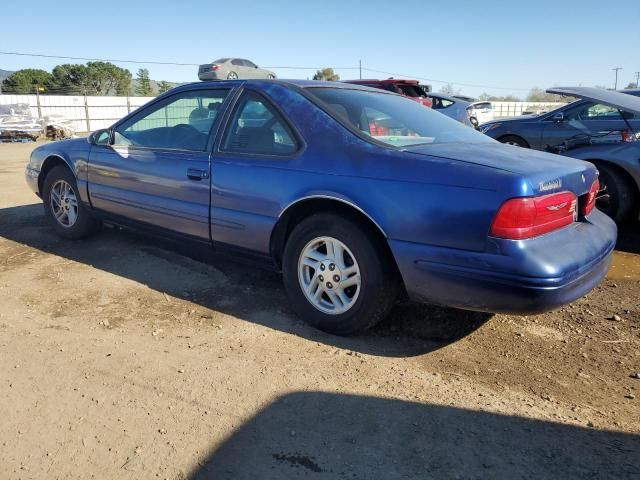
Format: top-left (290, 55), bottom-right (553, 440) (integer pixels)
top-left (0, 203), bottom-right (492, 357)
top-left (187, 391), bottom-right (639, 479)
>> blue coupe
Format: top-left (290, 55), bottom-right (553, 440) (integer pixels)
top-left (25, 80), bottom-right (616, 334)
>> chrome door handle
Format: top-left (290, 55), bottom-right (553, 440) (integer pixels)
top-left (187, 168), bottom-right (209, 180)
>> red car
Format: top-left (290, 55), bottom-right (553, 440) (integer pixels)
top-left (343, 79), bottom-right (433, 108)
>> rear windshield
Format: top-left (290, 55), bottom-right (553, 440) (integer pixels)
top-left (308, 87), bottom-right (493, 147)
top-left (213, 58), bottom-right (229, 64)
top-left (397, 84), bottom-right (427, 97)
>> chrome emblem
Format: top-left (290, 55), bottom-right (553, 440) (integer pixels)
top-left (546, 202), bottom-right (567, 211)
top-left (538, 179), bottom-right (562, 192)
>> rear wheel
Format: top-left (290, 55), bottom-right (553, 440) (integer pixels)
top-left (596, 164), bottom-right (638, 224)
top-left (42, 165), bottom-right (101, 239)
top-left (499, 135), bottom-right (529, 148)
top-left (282, 213), bottom-right (397, 335)
top-left (227, 71), bottom-right (238, 80)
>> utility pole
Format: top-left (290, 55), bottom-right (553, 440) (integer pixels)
top-left (635, 71), bottom-right (640, 88)
top-left (612, 67), bottom-right (622, 90)
top-left (359, 60), bottom-right (362, 80)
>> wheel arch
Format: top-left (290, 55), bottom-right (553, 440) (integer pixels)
top-left (497, 134), bottom-right (530, 148)
top-left (271, 196), bottom-right (388, 262)
top-left (38, 154), bottom-right (74, 195)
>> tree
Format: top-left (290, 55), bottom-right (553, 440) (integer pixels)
top-left (625, 82), bottom-right (638, 89)
top-left (312, 68), bottom-right (340, 81)
top-left (49, 62), bottom-right (131, 95)
top-left (136, 68), bottom-right (153, 96)
top-left (438, 83), bottom-right (460, 96)
top-left (157, 81), bottom-right (173, 94)
top-left (526, 87), bottom-right (570, 103)
top-left (1, 69), bottom-right (53, 94)
top-left (478, 92), bottom-right (522, 102)
top-left (85, 62), bottom-right (131, 95)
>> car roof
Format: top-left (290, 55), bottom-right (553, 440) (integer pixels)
top-left (177, 79), bottom-right (387, 93)
top-left (547, 87), bottom-right (640, 115)
top-left (343, 79), bottom-right (420, 86)
top-left (425, 92), bottom-right (460, 102)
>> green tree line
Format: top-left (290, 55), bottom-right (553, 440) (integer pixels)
top-left (1, 62), bottom-right (175, 96)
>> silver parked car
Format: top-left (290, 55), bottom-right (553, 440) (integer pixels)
top-left (425, 93), bottom-right (473, 126)
top-left (198, 58), bottom-right (276, 81)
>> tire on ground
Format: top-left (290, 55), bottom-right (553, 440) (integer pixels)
top-left (282, 213), bottom-right (398, 335)
top-left (42, 165), bottom-right (102, 240)
top-left (597, 164), bottom-right (638, 224)
top-left (499, 135), bottom-right (529, 148)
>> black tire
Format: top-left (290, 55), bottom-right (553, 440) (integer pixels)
top-left (282, 213), bottom-right (398, 335)
top-left (227, 71), bottom-right (238, 80)
top-left (596, 164), bottom-right (638, 224)
top-left (42, 165), bottom-right (102, 239)
top-left (499, 135), bottom-right (529, 148)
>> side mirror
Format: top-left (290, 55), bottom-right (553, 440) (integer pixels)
top-left (552, 112), bottom-right (564, 123)
top-left (90, 128), bottom-right (111, 145)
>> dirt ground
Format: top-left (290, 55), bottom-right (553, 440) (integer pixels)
top-left (1, 141), bottom-right (639, 479)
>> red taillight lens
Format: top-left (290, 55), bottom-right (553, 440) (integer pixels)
top-left (211, 65), bottom-right (219, 71)
top-left (490, 191), bottom-right (577, 240)
top-left (583, 179), bottom-right (600, 216)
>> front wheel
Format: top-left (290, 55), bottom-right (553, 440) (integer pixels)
top-left (499, 135), bottom-right (529, 148)
top-left (42, 165), bottom-right (101, 239)
top-left (282, 213), bottom-right (398, 335)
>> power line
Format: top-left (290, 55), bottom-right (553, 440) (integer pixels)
top-left (0, 51), bottom-right (358, 70)
top-left (0, 50), bottom-right (200, 66)
top-left (361, 67), bottom-right (529, 91)
top-left (0, 50), bottom-right (528, 92)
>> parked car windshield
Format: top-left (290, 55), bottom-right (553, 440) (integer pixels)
top-left (308, 87), bottom-right (493, 147)
top-left (213, 58), bottom-right (229, 63)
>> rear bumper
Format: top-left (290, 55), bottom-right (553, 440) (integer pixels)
top-left (390, 210), bottom-right (617, 314)
top-left (198, 72), bottom-right (223, 81)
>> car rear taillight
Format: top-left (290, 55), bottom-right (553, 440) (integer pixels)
top-left (490, 191), bottom-right (577, 240)
top-left (621, 130), bottom-right (634, 142)
top-left (583, 179), bottom-right (600, 216)
top-left (211, 65), bottom-right (219, 71)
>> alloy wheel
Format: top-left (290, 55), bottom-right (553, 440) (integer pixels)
top-left (298, 236), bottom-right (361, 315)
top-left (49, 179), bottom-right (78, 228)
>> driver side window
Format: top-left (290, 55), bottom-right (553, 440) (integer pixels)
top-left (221, 91), bottom-right (298, 156)
top-left (113, 90), bottom-right (228, 151)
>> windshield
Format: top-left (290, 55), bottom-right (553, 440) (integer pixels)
top-left (213, 58), bottom-right (229, 64)
top-left (397, 84), bottom-right (427, 97)
top-left (308, 87), bottom-right (493, 147)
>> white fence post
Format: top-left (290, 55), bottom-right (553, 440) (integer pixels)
top-left (84, 93), bottom-right (91, 132)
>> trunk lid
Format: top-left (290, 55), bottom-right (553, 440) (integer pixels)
top-left (404, 142), bottom-right (597, 196)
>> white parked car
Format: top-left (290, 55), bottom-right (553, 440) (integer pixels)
top-left (466, 101), bottom-right (494, 126)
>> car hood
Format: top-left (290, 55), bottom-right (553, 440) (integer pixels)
top-left (547, 87), bottom-right (640, 115)
top-left (403, 142), bottom-right (596, 195)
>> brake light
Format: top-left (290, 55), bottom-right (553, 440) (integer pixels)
top-left (583, 179), bottom-right (600, 216)
top-left (211, 65), bottom-right (219, 71)
top-left (490, 191), bottom-right (577, 239)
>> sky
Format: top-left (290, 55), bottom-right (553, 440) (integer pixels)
top-left (2, 0), bottom-right (639, 98)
